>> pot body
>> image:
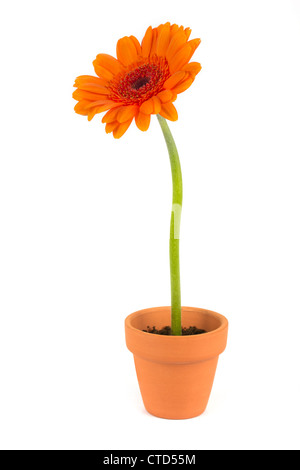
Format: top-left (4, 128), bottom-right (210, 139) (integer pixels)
top-left (125, 306), bottom-right (228, 419)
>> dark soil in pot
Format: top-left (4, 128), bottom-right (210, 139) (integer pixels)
top-left (143, 325), bottom-right (207, 335)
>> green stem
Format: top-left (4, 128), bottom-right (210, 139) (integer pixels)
top-left (157, 115), bottom-right (183, 336)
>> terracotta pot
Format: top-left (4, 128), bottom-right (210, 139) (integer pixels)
top-left (125, 306), bottom-right (228, 419)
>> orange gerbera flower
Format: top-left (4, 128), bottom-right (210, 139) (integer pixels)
top-left (73, 23), bottom-right (201, 138)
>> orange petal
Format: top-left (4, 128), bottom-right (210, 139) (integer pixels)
top-left (95, 103), bottom-right (119, 113)
top-left (184, 27), bottom-right (192, 40)
top-left (159, 102), bottom-right (178, 121)
top-left (171, 76), bottom-right (194, 94)
top-left (141, 26), bottom-right (153, 58)
top-left (74, 100), bottom-right (90, 115)
top-left (163, 71), bottom-right (186, 90)
top-left (74, 75), bottom-right (108, 88)
top-left (157, 89), bottom-right (173, 103)
top-left (94, 54), bottom-right (123, 77)
top-left (85, 99), bottom-right (111, 109)
top-left (140, 96), bottom-right (161, 114)
top-left (85, 101), bottom-right (120, 115)
top-left (135, 111), bottom-right (151, 131)
top-left (152, 96), bottom-right (162, 114)
top-left (117, 36), bottom-right (138, 66)
top-left (187, 38), bottom-right (201, 60)
top-left (117, 105), bottom-right (138, 123)
top-left (156, 23), bottom-right (171, 56)
top-left (105, 121), bottom-right (118, 134)
top-left (139, 99), bottom-right (153, 114)
top-left (149, 27), bottom-right (158, 56)
top-left (182, 62), bottom-right (202, 76)
top-left (102, 107), bottom-right (122, 123)
top-left (129, 35), bottom-right (142, 56)
top-left (72, 89), bottom-right (108, 101)
top-left (166, 30), bottom-right (187, 63)
top-left (93, 63), bottom-right (114, 81)
top-left (88, 107), bottom-right (103, 121)
top-left (170, 24), bottom-right (179, 37)
top-left (113, 118), bottom-right (133, 138)
top-left (169, 44), bottom-right (192, 74)
top-left (76, 83), bottom-right (110, 94)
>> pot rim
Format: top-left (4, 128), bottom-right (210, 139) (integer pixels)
top-left (125, 305), bottom-right (228, 339)
top-left (125, 306), bottom-right (229, 363)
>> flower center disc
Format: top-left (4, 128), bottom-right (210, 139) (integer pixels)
top-left (132, 76), bottom-right (151, 90)
top-left (107, 56), bottom-right (170, 105)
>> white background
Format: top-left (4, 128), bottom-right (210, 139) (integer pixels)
top-left (0, 0), bottom-right (300, 451)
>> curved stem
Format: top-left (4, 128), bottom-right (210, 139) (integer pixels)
top-left (157, 115), bottom-right (183, 335)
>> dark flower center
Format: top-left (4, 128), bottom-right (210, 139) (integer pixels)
top-left (132, 76), bottom-right (151, 90)
top-left (107, 56), bottom-right (171, 105)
